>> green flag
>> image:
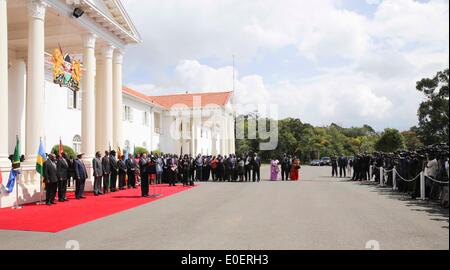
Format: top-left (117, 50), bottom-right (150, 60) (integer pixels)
top-left (12, 136), bottom-right (20, 169)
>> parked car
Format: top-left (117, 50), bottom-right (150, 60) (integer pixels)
top-left (320, 157), bottom-right (331, 166)
top-left (310, 160), bottom-right (321, 166)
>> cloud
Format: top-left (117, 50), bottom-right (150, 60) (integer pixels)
top-left (122, 0), bottom-right (449, 131)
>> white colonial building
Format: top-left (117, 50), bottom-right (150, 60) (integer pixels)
top-left (0, 0), bottom-right (235, 208)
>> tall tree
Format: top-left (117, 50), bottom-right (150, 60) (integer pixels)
top-left (415, 68), bottom-right (449, 145)
top-left (375, 128), bottom-right (405, 153)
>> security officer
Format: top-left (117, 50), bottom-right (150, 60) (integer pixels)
top-left (126, 153), bottom-right (137, 188)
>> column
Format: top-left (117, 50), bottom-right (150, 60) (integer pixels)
top-left (95, 57), bottom-right (103, 151)
top-left (113, 49), bottom-right (123, 149)
top-left (81, 33), bottom-right (96, 159)
top-left (8, 59), bottom-right (27, 155)
top-left (25, 0), bottom-right (47, 160)
top-left (223, 114), bottom-right (229, 155)
top-left (101, 44), bottom-right (114, 151)
top-left (0, 0), bottom-right (8, 165)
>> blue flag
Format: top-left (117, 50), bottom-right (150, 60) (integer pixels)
top-left (5, 169), bottom-right (20, 193)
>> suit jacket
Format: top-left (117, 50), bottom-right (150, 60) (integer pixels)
top-left (93, 157), bottom-right (103, 177)
top-left (110, 156), bottom-right (119, 173)
top-left (74, 159), bottom-right (88, 180)
top-left (118, 160), bottom-right (127, 175)
top-left (102, 156), bottom-right (111, 174)
top-left (125, 158), bottom-right (136, 171)
top-left (44, 159), bottom-right (58, 184)
top-left (57, 158), bottom-right (70, 181)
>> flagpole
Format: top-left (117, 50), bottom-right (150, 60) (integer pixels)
top-left (36, 137), bottom-right (45, 205)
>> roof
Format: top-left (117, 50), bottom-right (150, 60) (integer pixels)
top-left (122, 87), bottom-right (233, 109)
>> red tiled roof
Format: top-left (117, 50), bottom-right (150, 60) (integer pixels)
top-left (123, 86), bottom-right (232, 109)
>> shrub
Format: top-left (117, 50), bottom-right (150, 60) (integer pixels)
top-left (51, 145), bottom-right (77, 159)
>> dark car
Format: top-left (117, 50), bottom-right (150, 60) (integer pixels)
top-left (320, 157), bottom-right (331, 166)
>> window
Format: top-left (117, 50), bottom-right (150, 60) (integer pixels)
top-left (154, 112), bottom-right (161, 133)
top-left (67, 89), bottom-right (81, 110)
top-left (143, 111), bottom-right (149, 126)
top-left (123, 105), bottom-right (133, 122)
top-left (73, 135), bottom-right (81, 154)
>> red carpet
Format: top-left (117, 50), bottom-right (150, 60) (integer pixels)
top-left (0, 184), bottom-right (195, 233)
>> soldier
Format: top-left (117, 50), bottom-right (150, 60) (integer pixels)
top-left (44, 153), bottom-right (58, 205)
top-left (338, 155), bottom-right (347, 178)
top-left (109, 150), bottom-right (118, 192)
top-left (102, 151), bottom-right (110, 194)
top-left (92, 151), bottom-right (103, 196)
top-left (56, 153), bottom-right (70, 202)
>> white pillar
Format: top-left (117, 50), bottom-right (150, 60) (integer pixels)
top-left (101, 45), bottom-right (114, 151)
top-left (113, 49), bottom-right (123, 150)
top-left (95, 57), bottom-right (103, 151)
top-left (81, 33), bottom-right (96, 159)
top-left (0, 0), bottom-right (9, 165)
top-left (25, 0), bottom-right (47, 160)
top-left (8, 59), bottom-right (27, 155)
top-left (420, 172), bottom-right (426, 200)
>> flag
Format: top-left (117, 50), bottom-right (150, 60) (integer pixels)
top-left (124, 147), bottom-right (129, 161)
top-left (133, 145), bottom-right (136, 156)
top-left (12, 136), bottom-right (20, 169)
top-left (5, 137), bottom-right (21, 193)
top-left (36, 139), bottom-right (47, 177)
top-left (59, 137), bottom-right (64, 158)
top-left (117, 147), bottom-right (122, 159)
top-left (0, 167), bottom-right (3, 186)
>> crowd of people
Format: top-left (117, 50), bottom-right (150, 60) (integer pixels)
top-left (41, 151), bottom-right (266, 205)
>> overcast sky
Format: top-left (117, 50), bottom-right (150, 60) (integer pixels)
top-left (121, 0), bottom-right (449, 131)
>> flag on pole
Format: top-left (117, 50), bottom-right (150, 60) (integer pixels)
top-left (117, 147), bottom-right (122, 159)
top-left (59, 137), bottom-right (64, 158)
top-left (5, 137), bottom-right (21, 193)
top-left (36, 139), bottom-right (47, 177)
top-left (133, 145), bottom-right (136, 157)
top-left (124, 147), bottom-right (129, 161)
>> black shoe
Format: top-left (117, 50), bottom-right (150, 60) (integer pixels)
top-left (58, 199), bottom-right (64, 202)
top-left (64, 198), bottom-right (69, 202)
top-left (80, 196), bottom-right (86, 199)
top-left (46, 202), bottom-right (52, 206)
top-left (51, 201), bottom-right (57, 204)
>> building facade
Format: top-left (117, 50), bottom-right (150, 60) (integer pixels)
top-left (0, 0), bottom-right (235, 208)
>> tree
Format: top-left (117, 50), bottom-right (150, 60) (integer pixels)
top-left (374, 128), bottom-right (405, 153)
top-left (51, 145), bottom-right (76, 159)
top-left (401, 128), bottom-right (424, 150)
top-left (415, 68), bottom-right (449, 145)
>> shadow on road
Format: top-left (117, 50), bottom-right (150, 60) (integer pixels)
top-left (350, 180), bottom-right (449, 228)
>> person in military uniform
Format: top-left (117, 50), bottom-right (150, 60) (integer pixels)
top-left (338, 155), bottom-right (347, 178)
top-left (44, 153), bottom-right (58, 205)
top-left (56, 152), bottom-right (70, 202)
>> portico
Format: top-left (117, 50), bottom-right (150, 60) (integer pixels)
top-left (0, 0), bottom-right (141, 208)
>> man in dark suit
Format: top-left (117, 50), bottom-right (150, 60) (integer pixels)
top-left (74, 153), bottom-right (88, 199)
top-left (92, 151), bottom-right (103, 196)
top-left (102, 151), bottom-right (110, 194)
top-left (253, 153), bottom-right (261, 182)
top-left (281, 154), bottom-right (291, 181)
top-left (126, 153), bottom-right (137, 188)
top-left (109, 150), bottom-right (118, 192)
top-left (139, 153), bottom-right (148, 196)
top-left (331, 156), bottom-right (338, 177)
top-left (118, 155), bottom-right (127, 190)
top-left (338, 155), bottom-right (348, 178)
top-left (56, 153), bottom-right (70, 202)
top-left (44, 154), bottom-right (58, 205)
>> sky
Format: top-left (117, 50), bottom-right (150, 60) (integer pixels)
top-left (121, 0), bottom-right (449, 132)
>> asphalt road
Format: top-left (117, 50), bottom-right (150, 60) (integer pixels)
top-left (0, 165), bottom-right (448, 250)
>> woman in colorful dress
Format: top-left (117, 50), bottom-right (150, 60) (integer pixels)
top-left (270, 159), bottom-right (280, 181)
top-left (290, 157), bottom-right (301, 181)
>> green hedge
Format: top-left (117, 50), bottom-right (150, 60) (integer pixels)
top-left (134, 146), bottom-right (149, 156)
top-left (51, 145), bottom-right (77, 159)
